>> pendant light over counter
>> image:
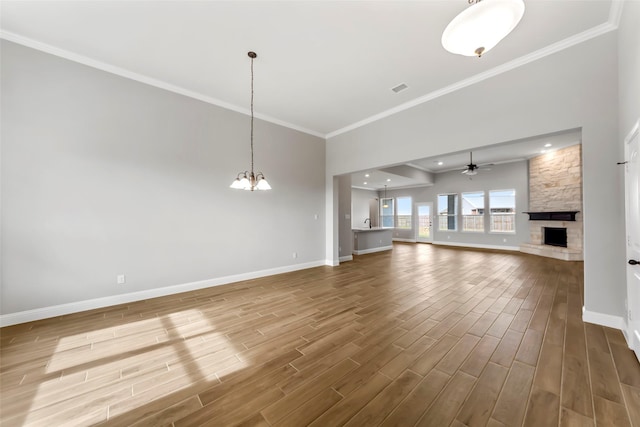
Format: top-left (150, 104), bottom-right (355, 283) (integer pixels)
top-left (230, 51), bottom-right (271, 191)
top-left (382, 185), bottom-right (389, 208)
top-left (442, 0), bottom-right (525, 57)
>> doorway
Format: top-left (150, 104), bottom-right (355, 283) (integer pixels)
top-left (416, 202), bottom-right (433, 243)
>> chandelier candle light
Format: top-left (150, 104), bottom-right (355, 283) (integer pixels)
top-left (230, 51), bottom-right (271, 191)
top-left (442, 0), bottom-right (525, 57)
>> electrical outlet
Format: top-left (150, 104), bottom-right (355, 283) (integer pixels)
top-left (292, 252), bottom-right (297, 259)
top-left (314, 214), bottom-right (318, 220)
top-left (117, 274), bottom-right (126, 285)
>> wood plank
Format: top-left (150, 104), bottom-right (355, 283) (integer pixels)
top-left (492, 361), bottom-right (535, 426)
top-left (621, 384), bottom-right (640, 426)
top-left (523, 387), bottom-right (560, 427)
top-left (261, 358), bottom-right (358, 424)
top-left (490, 329), bottom-right (524, 368)
top-left (610, 342), bottom-right (640, 388)
top-left (515, 328), bottom-right (544, 366)
top-left (585, 323), bottom-right (624, 403)
top-left (343, 370), bottom-right (422, 426)
top-left (307, 372), bottom-right (391, 427)
top-left (593, 395), bottom-right (631, 427)
top-left (456, 362), bottom-right (508, 427)
top-left (460, 335), bottom-right (501, 378)
top-left (380, 369), bottom-right (451, 427)
top-left (560, 407), bottom-right (594, 427)
top-left (415, 370), bottom-right (476, 427)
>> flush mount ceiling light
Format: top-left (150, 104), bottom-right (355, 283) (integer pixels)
top-left (442, 0), bottom-right (525, 57)
top-left (230, 51), bottom-right (271, 191)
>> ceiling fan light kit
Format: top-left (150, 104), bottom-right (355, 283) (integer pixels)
top-left (442, 0), bottom-right (525, 57)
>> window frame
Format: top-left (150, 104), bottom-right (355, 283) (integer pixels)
top-left (437, 193), bottom-right (458, 232)
top-left (489, 189), bottom-right (516, 234)
top-left (395, 196), bottom-right (413, 229)
top-left (461, 191), bottom-right (485, 233)
top-left (380, 198), bottom-right (394, 229)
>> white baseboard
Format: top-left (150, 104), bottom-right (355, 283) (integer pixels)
top-left (582, 307), bottom-right (626, 330)
top-left (339, 255), bottom-right (353, 262)
top-left (0, 259), bottom-right (327, 327)
top-left (353, 246), bottom-right (393, 256)
top-left (325, 259), bottom-right (339, 266)
top-left (393, 238), bottom-right (416, 243)
top-left (432, 241), bottom-right (520, 251)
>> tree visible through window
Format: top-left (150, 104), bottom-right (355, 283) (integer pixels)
top-left (490, 189), bottom-right (516, 233)
top-left (462, 191), bottom-right (485, 232)
top-left (396, 197), bottom-right (412, 229)
top-left (438, 194), bottom-right (458, 231)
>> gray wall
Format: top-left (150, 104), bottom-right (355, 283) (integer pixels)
top-left (326, 33), bottom-right (624, 319)
top-left (1, 41), bottom-right (326, 315)
top-left (384, 160), bottom-right (528, 248)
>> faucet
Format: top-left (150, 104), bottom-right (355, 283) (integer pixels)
top-left (364, 218), bottom-right (371, 229)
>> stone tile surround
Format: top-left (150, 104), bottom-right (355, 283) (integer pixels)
top-left (520, 144), bottom-right (584, 261)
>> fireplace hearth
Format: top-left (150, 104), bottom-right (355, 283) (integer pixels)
top-left (544, 227), bottom-right (567, 248)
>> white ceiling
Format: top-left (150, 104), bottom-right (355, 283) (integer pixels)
top-left (351, 129), bottom-right (582, 190)
top-left (0, 0), bottom-right (617, 138)
top-left (0, 1), bottom-right (614, 190)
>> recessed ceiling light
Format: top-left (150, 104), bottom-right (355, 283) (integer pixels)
top-left (437, 161), bottom-right (444, 166)
top-left (544, 143), bottom-right (552, 148)
top-left (386, 178), bottom-right (391, 182)
top-left (365, 174), bottom-right (370, 177)
top-left (363, 182), bottom-right (367, 185)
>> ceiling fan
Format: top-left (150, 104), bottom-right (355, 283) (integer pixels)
top-left (462, 151), bottom-right (479, 175)
top-left (461, 151), bottom-right (492, 176)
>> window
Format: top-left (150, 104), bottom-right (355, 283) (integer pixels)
top-left (438, 193), bottom-right (458, 231)
top-left (490, 189), bottom-right (516, 233)
top-left (396, 197), bottom-right (412, 229)
top-left (381, 198), bottom-right (394, 228)
top-left (462, 192), bottom-right (485, 232)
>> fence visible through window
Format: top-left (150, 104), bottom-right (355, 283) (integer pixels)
top-left (490, 213), bottom-right (515, 232)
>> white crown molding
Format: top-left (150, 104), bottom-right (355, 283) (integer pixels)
top-left (0, 30), bottom-right (324, 139)
top-left (0, 259), bottom-right (326, 327)
top-left (608, 0), bottom-right (625, 27)
top-left (326, 21), bottom-right (618, 139)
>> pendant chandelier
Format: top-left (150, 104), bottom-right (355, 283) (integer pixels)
top-left (442, 0), bottom-right (525, 57)
top-left (382, 185), bottom-right (389, 208)
top-left (230, 51), bottom-right (271, 191)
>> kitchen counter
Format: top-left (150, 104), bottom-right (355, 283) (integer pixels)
top-left (352, 228), bottom-right (393, 255)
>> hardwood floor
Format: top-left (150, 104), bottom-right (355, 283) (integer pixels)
top-left (1, 243), bottom-right (640, 426)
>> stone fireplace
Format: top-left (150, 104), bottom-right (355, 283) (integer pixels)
top-left (520, 144), bottom-right (584, 261)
